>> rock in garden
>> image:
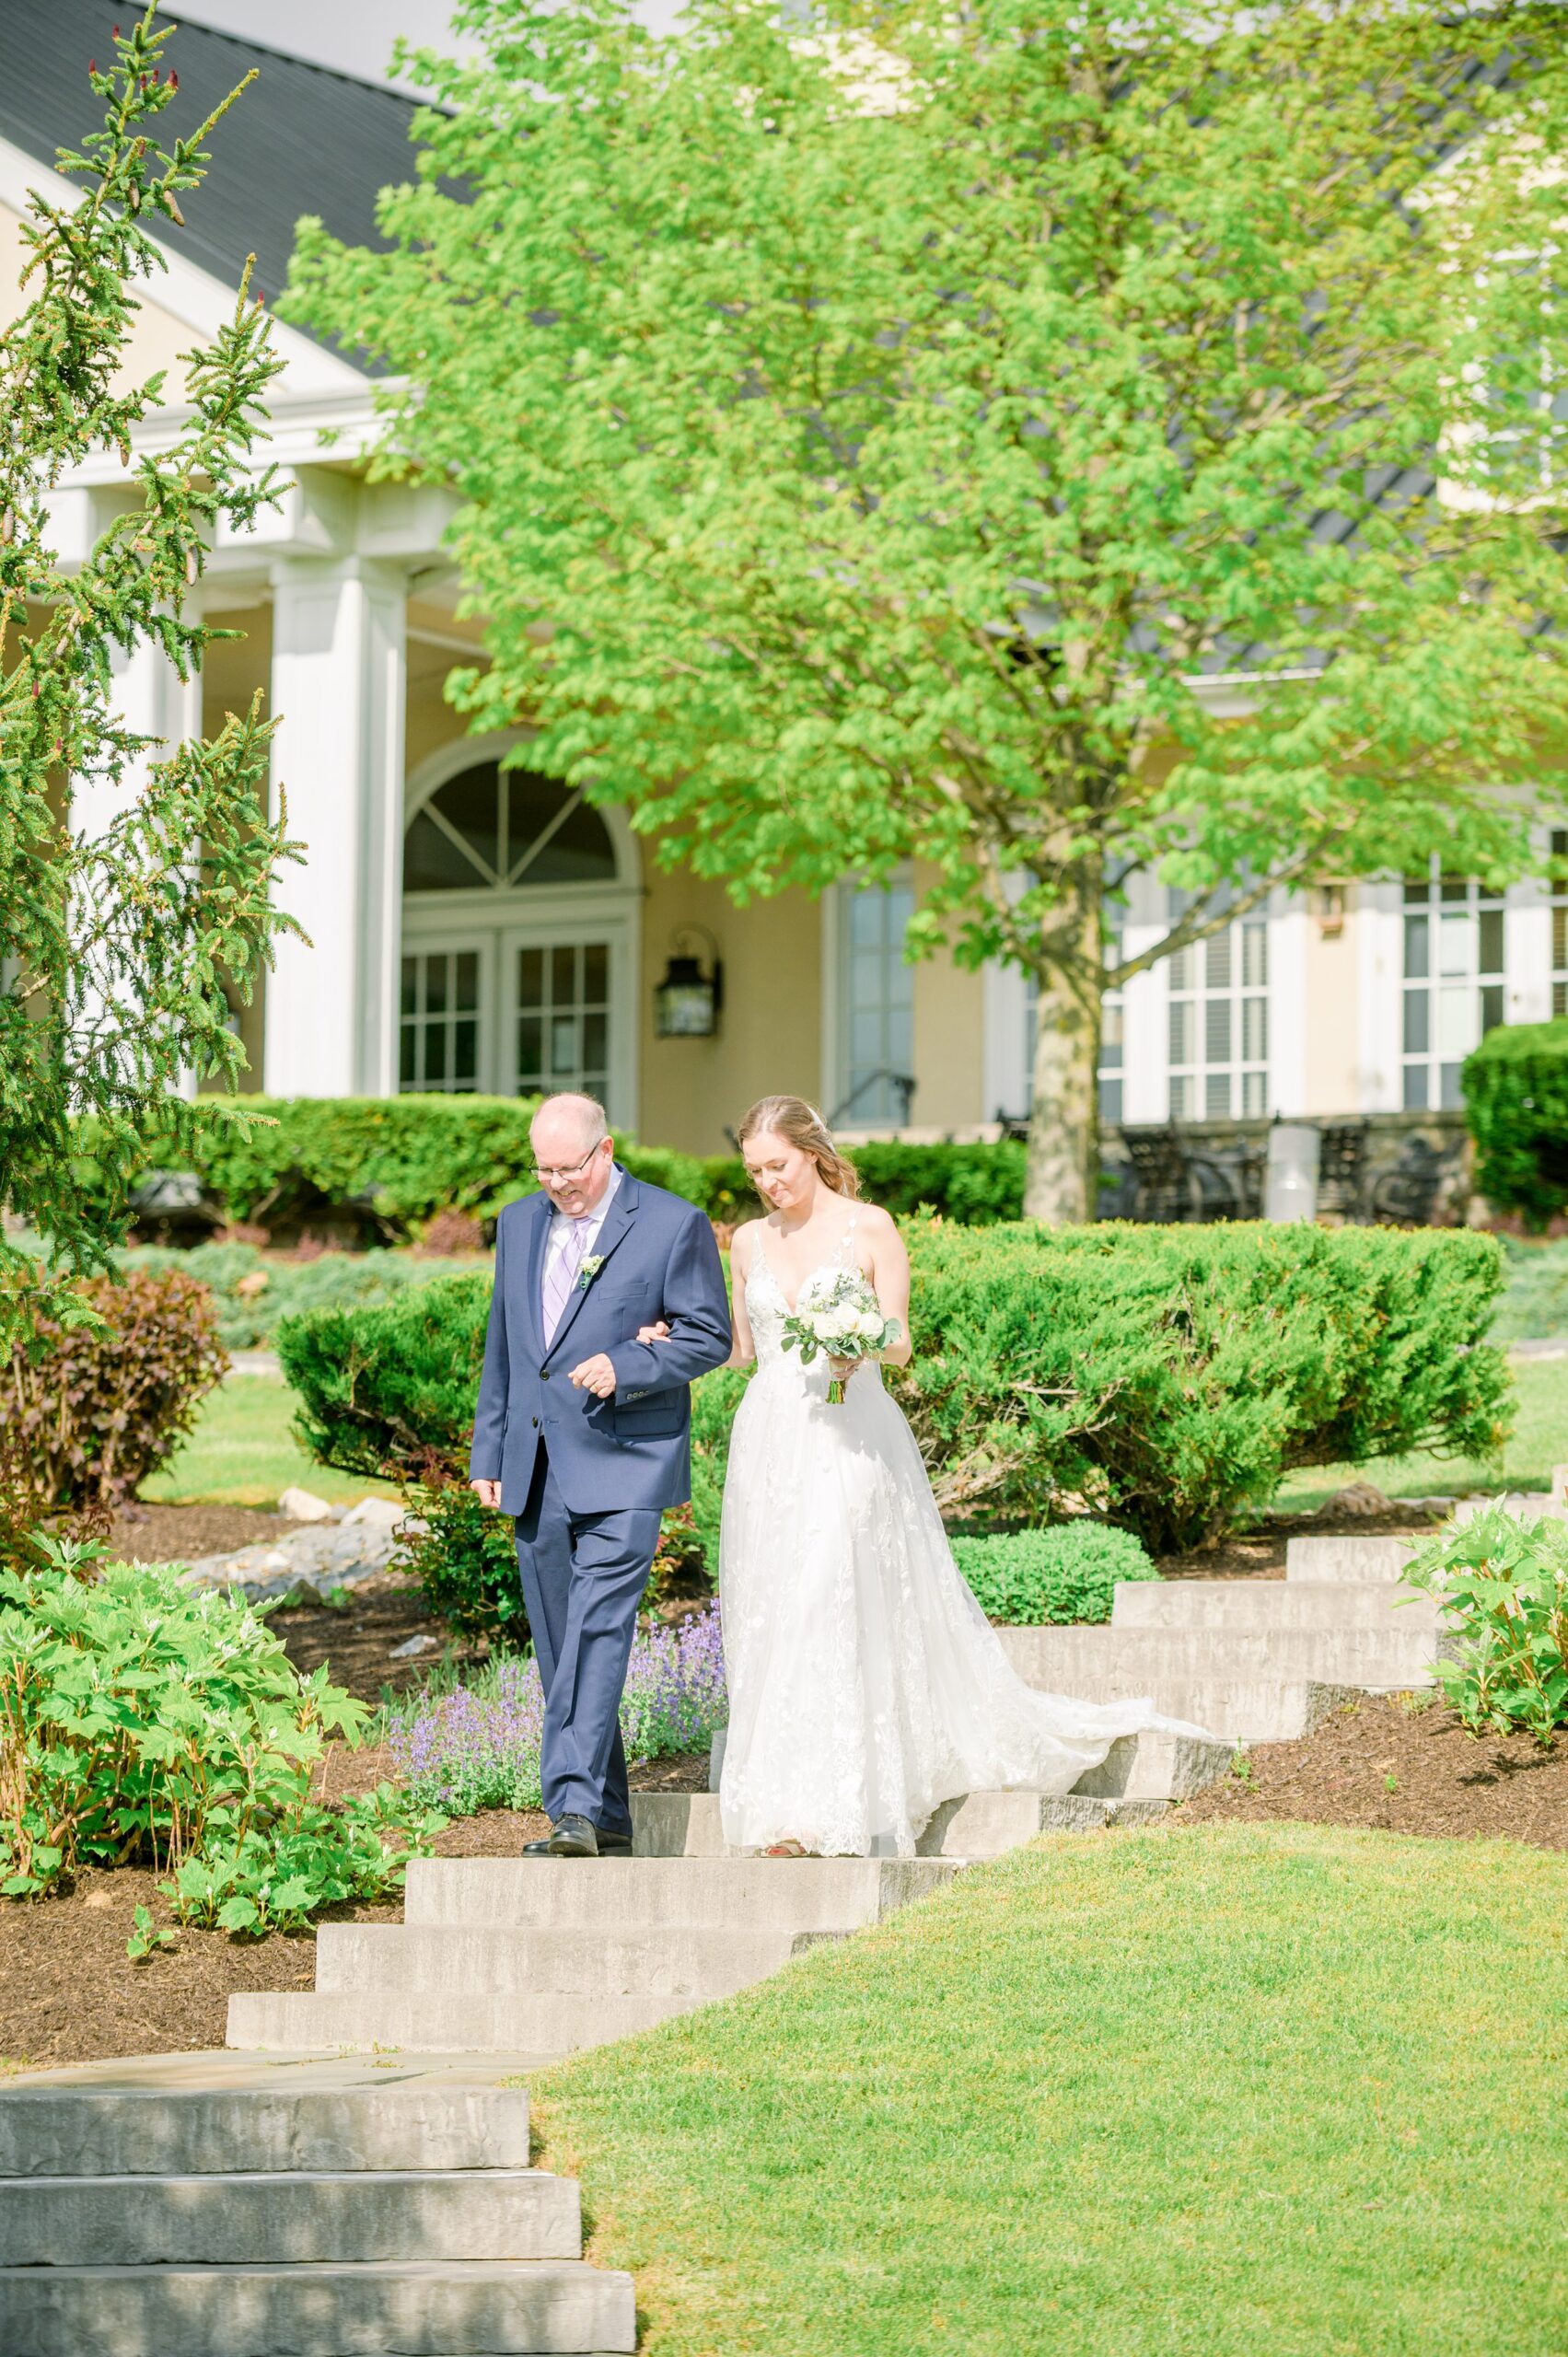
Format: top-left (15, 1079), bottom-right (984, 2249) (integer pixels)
top-left (389, 1632), bottom-right (438, 1659)
top-left (343, 1496), bottom-right (404, 1533)
top-left (1314, 1480), bottom-right (1393, 1518)
top-left (278, 1485), bottom-right (333, 1522)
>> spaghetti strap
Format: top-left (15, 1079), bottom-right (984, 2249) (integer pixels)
top-left (836, 1209), bottom-right (860, 1266)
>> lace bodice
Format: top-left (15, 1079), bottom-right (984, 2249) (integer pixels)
top-left (743, 1213), bottom-right (869, 1374)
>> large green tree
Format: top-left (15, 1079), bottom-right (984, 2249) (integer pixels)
top-left (0, 9), bottom-right (296, 1342)
top-left (292, 0), bottom-right (1568, 1216)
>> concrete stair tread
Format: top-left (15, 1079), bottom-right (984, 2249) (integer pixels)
top-left (0, 2052), bottom-right (541, 2178)
top-left (0, 2257), bottom-right (635, 2357)
top-left (0, 2168), bottom-right (581, 2268)
top-left (314, 1920), bottom-right (838, 2000)
top-left (403, 1852), bottom-right (959, 1932)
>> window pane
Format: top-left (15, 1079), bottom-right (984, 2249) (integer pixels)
top-left (583, 1011), bottom-right (608, 1072)
top-left (1403, 875), bottom-right (1431, 905)
top-left (1403, 990), bottom-right (1430, 1053)
top-left (552, 946), bottom-right (575, 1002)
top-left (1556, 980), bottom-right (1567, 1016)
top-left (507, 772), bottom-right (616, 885)
top-left (432, 763), bottom-right (502, 878)
top-left (403, 810), bottom-right (485, 893)
top-left (425, 954), bottom-right (448, 1016)
top-left (551, 1015), bottom-right (577, 1074)
top-left (1437, 913), bottom-right (1470, 978)
top-left (1481, 982), bottom-right (1505, 1036)
top-left (1206, 929), bottom-right (1232, 991)
top-left (1168, 1001), bottom-right (1192, 1065)
top-left (454, 1020), bottom-right (478, 1082)
top-left (1204, 999), bottom-right (1232, 1066)
top-left (1169, 1075), bottom-right (1192, 1119)
top-left (1242, 996), bottom-right (1267, 1062)
top-left (1440, 1061), bottom-right (1463, 1109)
top-left (517, 948), bottom-right (544, 1008)
top-left (456, 951), bottom-right (480, 1010)
top-left (1402, 1062), bottom-right (1429, 1110)
top-left (1205, 1072), bottom-right (1230, 1119)
top-left (1241, 1069), bottom-right (1266, 1116)
top-left (401, 957), bottom-right (418, 1017)
top-left (850, 890), bottom-right (887, 948)
top-left (426, 1024), bottom-right (447, 1083)
top-left (1098, 1076), bottom-right (1123, 1123)
top-left (1439, 874), bottom-right (1468, 903)
top-left (1241, 924), bottom-right (1267, 988)
top-left (1437, 981), bottom-right (1475, 1059)
top-left (517, 1015), bottom-right (542, 1076)
top-left (583, 943), bottom-right (609, 1004)
top-left (1479, 909), bottom-right (1504, 975)
top-left (399, 1026), bottom-right (416, 1087)
top-left (1168, 948), bottom-right (1192, 992)
top-left (1403, 916), bottom-right (1429, 980)
top-left (1553, 906), bottom-right (1566, 969)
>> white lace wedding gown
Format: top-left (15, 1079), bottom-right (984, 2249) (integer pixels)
top-left (718, 1216), bottom-right (1209, 1858)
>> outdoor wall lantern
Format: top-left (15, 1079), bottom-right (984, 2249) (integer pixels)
top-left (1265, 1119), bottom-right (1320, 1222)
top-left (654, 925), bottom-right (724, 1039)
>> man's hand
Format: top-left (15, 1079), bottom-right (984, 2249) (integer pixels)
top-left (636, 1319), bottom-right (671, 1346)
top-left (470, 1478), bottom-right (502, 1509)
top-left (568, 1353), bottom-right (618, 1399)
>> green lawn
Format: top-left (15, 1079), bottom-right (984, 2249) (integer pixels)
top-left (143, 1375), bottom-right (398, 1508)
top-left (1276, 1350), bottom-right (1568, 1510)
top-left (531, 1822), bottom-right (1567, 2357)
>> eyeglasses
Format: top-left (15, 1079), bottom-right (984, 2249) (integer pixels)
top-left (529, 1144), bottom-right (608, 1186)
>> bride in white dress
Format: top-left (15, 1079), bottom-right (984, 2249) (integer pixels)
top-left (651, 1094), bottom-right (1209, 1860)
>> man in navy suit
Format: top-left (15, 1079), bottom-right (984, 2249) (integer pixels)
top-left (470, 1092), bottom-right (732, 1856)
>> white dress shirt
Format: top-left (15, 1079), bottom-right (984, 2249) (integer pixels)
top-left (541, 1161), bottom-right (623, 1306)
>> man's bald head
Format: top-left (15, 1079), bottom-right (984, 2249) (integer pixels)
top-left (530, 1094), bottom-right (614, 1215)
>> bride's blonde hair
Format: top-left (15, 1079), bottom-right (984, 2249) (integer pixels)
top-left (738, 1096), bottom-right (861, 1199)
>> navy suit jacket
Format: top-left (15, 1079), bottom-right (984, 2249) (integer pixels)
top-left (469, 1168), bottom-right (733, 1516)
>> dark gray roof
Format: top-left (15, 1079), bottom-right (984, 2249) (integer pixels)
top-left (0, 0), bottom-right (428, 369)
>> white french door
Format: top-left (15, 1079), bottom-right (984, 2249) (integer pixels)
top-left (399, 902), bottom-right (637, 1121)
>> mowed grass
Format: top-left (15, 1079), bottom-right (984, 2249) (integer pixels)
top-left (142, 1375), bottom-right (398, 1508)
top-left (1276, 1349), bottom-right (1568, 1509)
top-left (531, 1822), bottom-right (1568, 2357)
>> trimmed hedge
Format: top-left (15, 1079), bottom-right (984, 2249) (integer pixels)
top-left (66, 1097), bottom-right (1026, 1238)
top-left (1463, 1019), bottom-right (1568, 1226)
top-left (949, 1524), bottom-right (1157, 1624)
top-left (280, 1220), bottom-right (1510, 1559)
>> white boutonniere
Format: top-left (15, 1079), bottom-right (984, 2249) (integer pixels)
top-left (577, 1253), bottom-right (606, 1293)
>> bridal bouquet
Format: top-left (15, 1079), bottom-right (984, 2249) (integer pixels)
top-left (781, 1271), bottom-right (901, 1404)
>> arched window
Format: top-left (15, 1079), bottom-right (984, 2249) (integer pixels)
top-left (400, 748), bottom-right (638, 1116)
top-left (403, 761), bottom-right (617, 893)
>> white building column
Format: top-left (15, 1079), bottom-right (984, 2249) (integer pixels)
top-left (262, 555), bottom-right (407, 1098)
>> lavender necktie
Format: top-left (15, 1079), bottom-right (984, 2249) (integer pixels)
top-left (541, 1216), bottom-right (591, 1347)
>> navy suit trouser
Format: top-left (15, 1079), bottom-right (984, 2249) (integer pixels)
top-left (515, 1444), bottom-right (663, 1835)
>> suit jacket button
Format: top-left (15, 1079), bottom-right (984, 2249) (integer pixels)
top-left (540, 1370), bottom-right (551, 1382)
top-left (531, 1416), bottom-right (540, 1429)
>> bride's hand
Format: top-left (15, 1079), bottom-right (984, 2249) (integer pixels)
top-left (636, 1319), bottom-right (671, 1346)
top-left (827, 1353), bottom-right (858, 1385)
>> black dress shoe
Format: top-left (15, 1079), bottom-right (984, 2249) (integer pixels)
top-left (545, 1812), bottom-right (599, 1857)
top-left (521, 1835), bottom-right (554, 1856)
top-left (595, 1828), bottom-right (633, 1855)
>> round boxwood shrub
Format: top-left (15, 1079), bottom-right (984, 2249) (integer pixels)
top-left (949, 1523), bottom-right (1157, 1624)
top-left (1462, 1018), bottom-right (1568, 1226)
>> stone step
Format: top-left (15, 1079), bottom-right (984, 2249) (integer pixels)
top-left (1455, 1492), bottom-right (1568, 1526)
top-left (315, 1921), bottom-right (832, 2003)
top-left (0, 2052), bottom-right (536, 2179)
top-left (403, 1852), bottom-right (958, 1933)
top-left (0, 2166), bottom-right (580, 2268)
top-left (226, 1987), bottom-right (687, 2056)
top-left (1111, 1579), bottom-right (1441, 1631)
top-left (0, 2256), bottom-right (634, 2357)
top-left (1283, 1534), bottom-right (1419, 1582)
top-left (629, 1788), bottom-right (1169, 1857)
top-left (995, 1622), bottom-right (1436, 1703)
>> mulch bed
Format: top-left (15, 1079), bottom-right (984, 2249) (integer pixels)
top-left (1178, 1691), bottom-right (1568, 1850)
top-left (106, 1502), bottom-right (286, 1561)
top-left (1156, 1504), bottom-right (1445, 1584)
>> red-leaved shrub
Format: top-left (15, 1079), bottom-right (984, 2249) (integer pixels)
top-left (1, 1268), bottom-right (227, 1543)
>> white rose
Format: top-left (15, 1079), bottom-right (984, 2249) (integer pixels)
top-left (821, 1306), bottom-right (854, 1340)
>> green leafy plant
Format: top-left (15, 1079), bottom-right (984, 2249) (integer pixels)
top-left (1402, 1504), bottom-right (1568, 1747)
top-left (0, 1537), bottom-right (438, 1944)
top-left (0, 7), bottom-right (297, 1346)
top-left (121, 1240), bottom-right (482, 1349)
top-left (276, 1271), bottom-right (493, 1484)
top-left (949, 1523), bottom-right (1156, 1625)
top-left (0, 1267), bottom-right (226, 1552)
top-left (1462, 1020), bottom-right (1568, 1228)
top-left (395, 1472), bottom-right (529, 1643)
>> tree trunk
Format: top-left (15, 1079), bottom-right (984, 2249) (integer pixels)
top-left (1023, 890), bottom-right (1103, 1225)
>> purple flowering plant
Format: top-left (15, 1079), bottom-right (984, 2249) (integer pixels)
top-left (387, 1603), bottom-right (727, 1817)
